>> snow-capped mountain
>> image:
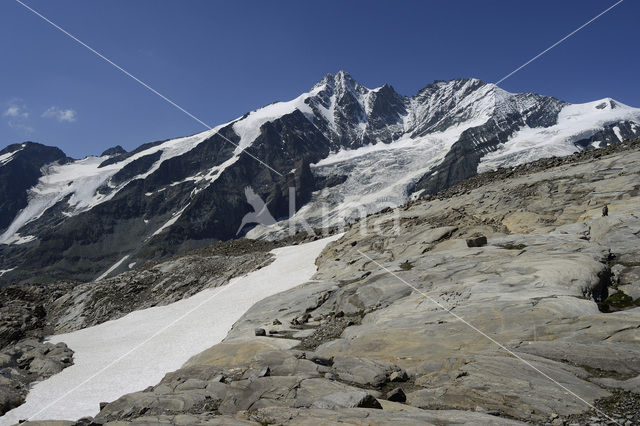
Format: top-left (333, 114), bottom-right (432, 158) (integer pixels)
top-left (1, 71), bottom-right (639, 284)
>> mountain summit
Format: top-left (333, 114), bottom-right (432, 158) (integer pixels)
top-left (1, 72), bottom-right (639, 284)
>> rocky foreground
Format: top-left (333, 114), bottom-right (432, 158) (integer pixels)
top-left (8, 140), bottom-right (640, 425)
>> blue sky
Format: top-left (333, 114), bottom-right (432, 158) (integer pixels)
top-left (1, 0), bottom-right (638, 158)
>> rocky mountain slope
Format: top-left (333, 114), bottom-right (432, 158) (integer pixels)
top-left (0, 143), bottom-right (68, 240)
top-left (4, 139), bottom-right (639, 425)
top-left (2, 72), bottom-right (640, 285)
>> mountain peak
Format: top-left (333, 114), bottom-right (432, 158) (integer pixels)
top-left (0, 141), bottom-right (67, 157)
top-left (100, 145), bottom-right (127, 157)
top-left (335, 69), bottom-right (354, 81)
top-left (316, 71), bottom-right (361, 91)
top-left (322, 70), bottom-right (353, 80)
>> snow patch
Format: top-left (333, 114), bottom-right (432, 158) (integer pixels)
top-left (0, 268), bottom-right (15, 277)
top-left (314, 92), bottom-right (337, 130)
top-left (410, 189), bottom-right (425, 200)
top-left (0, 145), bottom-right (27, 166)
top-left (0, 235), bottom-right (342, 423)
top-left (231, 91), bottom-right (316, 153)
top-left (152, 207), bottom-right (188, 236)
top-left (1, 233), bottom-right (36, 245)
top-left (96, 255), bottom-right (130, 281)
top-left (612, 125), bottom-right (623, 141)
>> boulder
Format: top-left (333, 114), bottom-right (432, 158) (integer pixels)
top-left (389, 370), bottom-right (409, 382)
top-left (330, 356), bottom-right (400, 388)
top-left (465, 235), bottom-right (487, 247)
top-left (312, 391), bottom-right (382, 409)
top-left (386, 387), bottom-right (407, 403)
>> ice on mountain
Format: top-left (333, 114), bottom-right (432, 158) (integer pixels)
top-left (613, 125), bottom-right (623, 141)
top-left (0, 146), bottom-right (24, 166)
top-left (479, 98), bottom-right (640, 172)
top-left (95, 255), bottom-right (130, 281)
top-left (0, 268), bottom-right (16, 277)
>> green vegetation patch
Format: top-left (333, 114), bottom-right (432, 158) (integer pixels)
top-left (400, 260), bottom-right (414, 271)
top-left (604, 290), bottom-right (640, 311)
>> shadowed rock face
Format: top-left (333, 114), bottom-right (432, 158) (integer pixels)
top-left (100, 145), bottom-right (127, 157)
top-left (2, 73), bottom-right (639, 285)
top-left (38, 141), bottom-right (639, 425)
top-left (574, 121), bottom-right (640, 150)
top-left (0, 142), bottom-right (68, 232)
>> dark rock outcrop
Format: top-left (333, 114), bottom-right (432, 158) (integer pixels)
top-left (0, 142), bottom-right (68, 232)
top-left (100, 145), bottom-right (127, 157)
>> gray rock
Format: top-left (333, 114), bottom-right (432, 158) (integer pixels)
top-left (292, 329), bottom-right (315, 339)
top-left (513, 341), bottom-right (640, 375)
top-left (386, 387), bottom-right (406, 402)
top-left (330, 356), bottom-right (397, 387)
top-left (27, 358), bottom-right (67, 377)
top-left (466, 235), bottom-right (488, 247)
top-left (312, 390), bottom-right (382, 409)
top-left (175, 378), bottom-right (208, 391)
top-left (389, 370), bottom-right (408, 382)
top-left (245, 406), bottom-right (525, 425)
top-left (0, 339), bottom-right (74, 416)
top-left (592, 375), bottom-right (640, 393)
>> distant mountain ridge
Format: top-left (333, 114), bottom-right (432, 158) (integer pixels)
top-left (1, 71), bottom-right (639, 284)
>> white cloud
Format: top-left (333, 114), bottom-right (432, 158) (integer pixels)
top-left (3, 105), bottom-right (29, 119)
top-left (3, 101), bottom-right (33, 134)
top-left (42, 106), bottom-right (77, 122)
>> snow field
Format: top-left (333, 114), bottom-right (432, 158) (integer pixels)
top-left (0, 234), bottom-right (342, 424)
